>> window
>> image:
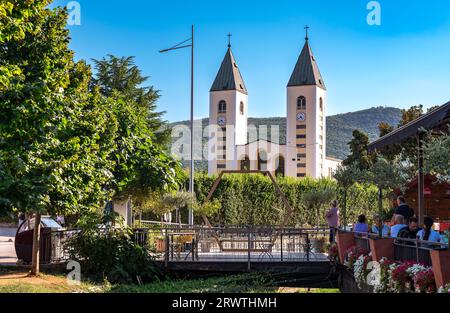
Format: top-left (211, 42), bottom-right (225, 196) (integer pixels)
top-left (296, 125), bottom-right (306, 129)
top-left (297, 173), bottom-right (306, 178)
top-left (296, 134), bottom-right (306, 139)
top-left (297, 96), bottom-right (306, 110)
top-left (297, 153), bottom-right (306, 158)
top-left (240, 101), bottom-right (244, 115)
top-left (258, 151), bottom-right (268, 171)
top-left (275, 156), bottom-right (285, 177)
top-left (320, 97), bottom-right (323, 111)
top-left (240, 156), bottom-right (250, 171)
top-left (217, 164), bottom-right (226, 169)
top-left (297, 163), bottom-right (306, 168)
top-left (297, 144), bottom-right (306, 148)
top-left (218, 100), bottom-right (227, 113)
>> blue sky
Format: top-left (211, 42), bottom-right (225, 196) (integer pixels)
top-left (52, 0), bottom-right (450, 122)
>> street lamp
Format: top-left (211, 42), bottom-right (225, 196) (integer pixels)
top-left (160, 25), bottom-right (195, 225)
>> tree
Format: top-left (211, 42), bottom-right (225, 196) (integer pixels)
top-left (333, 163), bottom-right (365, 227)
top-left (300, 186), bottom-right (336, 227)
top-left (362, 156), bottom-right (411, 236)
top-left (423, 127), bottom-right (450, 182)
top-left (0, 1), bottom-right (118, 275)
top-left (343, 129), bottom-right (373, 170)
top-left (91, 55), bottom-right (171, 146)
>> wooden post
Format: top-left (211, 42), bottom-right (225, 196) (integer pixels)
top-left (280, 233), bottom-right (283, 262)
top-left (30, 213), bottom-right (42, 276)
top-left (165, 234), bottom-right (169, 268)
top-left (247, 227), bottom-right (251, 271)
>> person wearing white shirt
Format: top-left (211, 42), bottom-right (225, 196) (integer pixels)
top-left (390, 214), bottom-right (407, 238)
top-left (417, 217), bottom-right (442, 243)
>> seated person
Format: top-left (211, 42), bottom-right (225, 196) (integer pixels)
top-left (371, 214), bottom-right (390, 237)
top-left (354, 214), bottom-right (369, 233)
top-left (390, 214), bottom-right (407, 238)
top-left (397, 217), bottom-right (421, 245)
top-left (417, 216), bottom-right (442, 243)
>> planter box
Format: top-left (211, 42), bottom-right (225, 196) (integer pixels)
top-left (430, 249), bottom-right (450, 288)
top-left (369, 238), bottom-right (394, 262)
top-left (336, 231), bottom-right (355, 264)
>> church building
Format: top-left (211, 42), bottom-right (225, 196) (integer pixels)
top-left (208, 31), bottom-right (341, 178)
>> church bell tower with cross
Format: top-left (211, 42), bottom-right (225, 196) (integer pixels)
top-left (285, 26), bottom-right (327, 179)
top-left (208, 33), bottom-right (248, 175)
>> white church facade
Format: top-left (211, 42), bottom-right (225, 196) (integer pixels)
top-left (208, 34), bottom-right (341, 179)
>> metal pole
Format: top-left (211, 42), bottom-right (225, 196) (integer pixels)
top-left (378, 188), bottom-right (383, 238)
top-left (188, 24), bottom-right (195, 226)
top-left (417, 134), bottom-right (424, 225)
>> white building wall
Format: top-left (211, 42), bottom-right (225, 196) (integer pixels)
top-left (208, 90), bottom-right (248, 175)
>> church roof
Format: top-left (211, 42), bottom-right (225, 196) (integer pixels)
top-left (287, 40), bottom-right (326, 89)
top-left (210, 47), bottom-right (248, 94)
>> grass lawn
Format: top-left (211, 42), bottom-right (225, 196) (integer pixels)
top-left (0, 266), bottom-right (339, 293)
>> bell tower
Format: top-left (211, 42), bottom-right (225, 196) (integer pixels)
top-left (285, 27), bottom-right (327, 179)
top-left (208, 36), bottom-right (248, 175)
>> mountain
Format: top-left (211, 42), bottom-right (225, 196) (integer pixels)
top-left (169, 106), bottom-right (402, 168)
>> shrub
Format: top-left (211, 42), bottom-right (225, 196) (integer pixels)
top-left (67, 211), bottom-right (160, 284)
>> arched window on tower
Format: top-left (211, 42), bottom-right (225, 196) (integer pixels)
top-left (297, 96), bottom-right (306, 110)
top-left (240, 101), bottom-right (244, 115)
top-left (218, 100), bottom-right (227, 113)
top-left (320, 97), bottom-right (323, 111)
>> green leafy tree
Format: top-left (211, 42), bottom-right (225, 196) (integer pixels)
top-left (300, 186), bottom-right (336, 227)
top-left (333, 163), bottom-right (365, 227)
top-left (423, 127), bottom-right (450, 182)
top-left (91, 55), bottom-right (171, 146)
top-left (362, 156), bottom-right (411, 236)
top-left (0, 1), bottom-right (118, 275)
top-left (342, 129), bottom-right (373, 170)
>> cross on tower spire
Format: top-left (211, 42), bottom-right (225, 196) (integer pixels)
top-left (304, 25), bottom-right (310, 41)
top-left (227, 32), bottom-right (232, 48)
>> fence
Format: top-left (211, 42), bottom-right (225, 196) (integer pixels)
top-left (40, 229), bottom-right (80, 264)
top-left (339, 229), bottom-right (448, 266)
top-left (133, 226), bottom-right (331, 267)
top-left (393, 237), bottom-right (447, 266)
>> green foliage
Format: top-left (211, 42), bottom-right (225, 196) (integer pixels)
top-left (191, 174), bottom-right (386, 227)
top-left (300, 185), bottom-right (336, 226)
top-left (423, 126), bottom-right (450, 182)
top-left (193, 199), bottom-right (221, 217)
top-left (91, 55), bottom-right (171, 146)
top-left (109, 273), bottom-right (276, 293)
top-left (343, 129), bottom-right (373, 170)
top-left (67, 211), bottom-right (160, 284)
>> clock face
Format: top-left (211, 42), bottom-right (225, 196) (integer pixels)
top-left (217, 116), bottom-right (226, 126)
top-left (297, 112), bottom-right (306, 122)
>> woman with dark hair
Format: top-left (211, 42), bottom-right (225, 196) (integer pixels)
top-left (353, 214), bottom-right (368, 233)
top-left (417, 216), bottom-right (442, 242)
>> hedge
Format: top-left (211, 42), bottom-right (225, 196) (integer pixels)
top-left (187, 173), bottom-right (393, 227)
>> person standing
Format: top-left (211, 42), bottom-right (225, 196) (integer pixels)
top-left (18, 213), bottom-right (26, 228)
top-left (325, 200), bottom-right (339, 243)
top-left (394, 196), bottom-right (415, 221)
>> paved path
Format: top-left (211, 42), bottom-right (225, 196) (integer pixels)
top-left (0, 227), bottom-right (17, 265)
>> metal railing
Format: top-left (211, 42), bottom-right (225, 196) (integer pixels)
top-left (133, 226), bottom-right (331, 267)
top-left (393, 237), bottom-right (447, 266)
top-left (337, 229), bottom-right (449, 266)
top-left (40, 229), bottom-right (80, 264)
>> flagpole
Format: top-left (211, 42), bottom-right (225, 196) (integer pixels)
top-left (188, 24), bottom-right (194, 225)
